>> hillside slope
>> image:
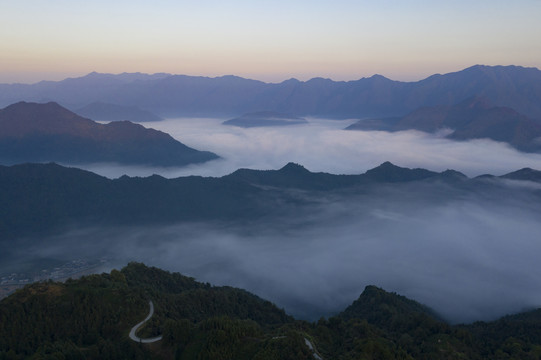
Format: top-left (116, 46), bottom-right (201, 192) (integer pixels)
top-left (0, 101), bottom-right (218, 166)
top-left (2, 264), bottom-right (541, 359)
top-left (347, 97), bottom-right (541, 152)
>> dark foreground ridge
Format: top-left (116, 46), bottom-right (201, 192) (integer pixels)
top-left (1, 263), bottom-right (541, 359)
top-left (0, 101), bottom-right (218, 166)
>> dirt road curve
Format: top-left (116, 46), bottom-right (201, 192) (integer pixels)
top-left (129, 300), bottom-right (163, 343)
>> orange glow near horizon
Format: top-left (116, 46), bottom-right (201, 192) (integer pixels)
top-left (1, 1), bottom-right (540, 84)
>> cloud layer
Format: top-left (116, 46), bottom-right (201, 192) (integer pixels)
top-left (81, 117), bottom-right (541, 179)
top-left (15, 178), bottom-right (541, 324)
top-left (6, 118), bottom-right (541, 324)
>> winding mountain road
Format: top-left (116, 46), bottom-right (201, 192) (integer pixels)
top-left (129, 300), bottom-right (163, 343)
top-left (129, 300), bottom-right (321, 356)
top-left (305, 337), bottom-right (323, 360)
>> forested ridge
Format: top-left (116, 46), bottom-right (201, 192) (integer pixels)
top-left (4, 161), bottom-right (541, 245)
top-left (1, 263), bottom-right (541, 359)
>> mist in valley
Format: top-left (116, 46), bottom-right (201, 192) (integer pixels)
top-left (9, 174), bottom-right (541, 325)
top-left (4, 117), bottom-right (541, 324)
top-left (81, 117), bottom-right (541, 179)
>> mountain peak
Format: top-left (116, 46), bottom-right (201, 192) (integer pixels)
top-left (379, 161), bottom-right (397, 168)
top-left (5, 100), bottom-right (64, 111)
top-left (281, 78), bottom-right (301, 84)
top-left (340, 285), bottom-right (442, 323)
top-left (279, 162), bottom-right (310, 174)
top-left (439, 169), bottom-right (468, 179)
top-left (368, 74), bottom-right (391, 82)
top-left (0, 101), bottom-right (218, 166)
top-left (0, 101), bottom-right (94, 136)
top-left (364, 162), bottom-right (438, 182)
top-left (502, 167), bottom-right (541, 182)
top-left (364, 161), bottom-right (402, 175)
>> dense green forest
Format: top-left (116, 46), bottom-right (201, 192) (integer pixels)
top-left (1, 263), bottom-right (541, 359)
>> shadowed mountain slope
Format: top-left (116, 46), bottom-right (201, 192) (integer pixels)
top-left (225, 161), bottom-right (453, 190)
top-left (0, 162), bottom-right (262, 242)
top-left (0, 101), bottom-right (218, 166)
top-left (0, 161), bottom-right (535, 244)
top-left (2, 263), bottom-right (541, 359)
top-left (347, 96), bottom-right (541, 152)
top-left (501, 167), bottom-right (541, 182)
top-left (0, 263), bottom-right (294, 359)
top-left (340, 285), bottom-right (443, 324)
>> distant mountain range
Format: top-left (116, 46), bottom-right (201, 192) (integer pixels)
top-left (346, 96), bottom-right (541, 152)
top-left (1, 65), bottom-right (541, 120)
top-left (0, 102), bottom-right (218, 166)
top-left (1, 161), bottom-right (539, 243)
top-left (2, 262), bottom-right (541, 359)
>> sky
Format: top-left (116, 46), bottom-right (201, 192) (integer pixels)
top-left (1, 0), bottom-right (541, 83)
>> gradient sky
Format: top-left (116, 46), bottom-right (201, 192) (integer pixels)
top-left (1, 0), bottom-right (540, 83)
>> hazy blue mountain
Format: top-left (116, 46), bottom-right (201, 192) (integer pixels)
top-left (223, 111), bottom-right (308, 127)
top-left (1, 65), bottom-right (541, 119)
top-left (225, 162), bottom-right (359, 190)
top-left (0, 72), bottom-right (171, 109)
top-left (0, 101), bottom-right (218, 166)
top-left (225, 161), bottom-right (448, 190)
top-left (0, 162), bottom-right (264, 242)
top-left (347, 96), bottom-right (541, 152)
top-left (74, 101), bottom-right (163, 122)
top-left (501, 167), bottom-right (541, 182)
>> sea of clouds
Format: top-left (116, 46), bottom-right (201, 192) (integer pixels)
top-left (13, 118), bottom-right (541, 324)
top-left (82, 117), bottom-right (541, 179)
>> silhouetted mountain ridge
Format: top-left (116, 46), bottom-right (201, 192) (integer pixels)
top-left (0, 101), bottom-right (218, 166)
top-left (363, 161), bottom-right (440, 182)
top-left (501, 167), bottom-right (541, 182)
top-left (226, 161), bottom-right (438, 190)
top-left (1, 161), bottom-right (538, 243)
top-left (2, 65), bottom-right (541, 119)
top-left (347, 96), bottom-right (541, 152)
top-left (340, 285), bottom-right (444, 324)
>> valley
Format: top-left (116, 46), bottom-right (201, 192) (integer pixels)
top-left (3, 0), bottom-right (541, 357)
top-left (1, 65), bottom-right (541, 359)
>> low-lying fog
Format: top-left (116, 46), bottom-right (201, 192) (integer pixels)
top-left (7, 117), bottom-right (541, 324)
top-left (13, 177), bottom-right (541, 325)
top-left (83, 117), bottom-right (541, 178)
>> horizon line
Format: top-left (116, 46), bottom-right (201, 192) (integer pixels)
top-left (1, 64), bottom-right (539, 86)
